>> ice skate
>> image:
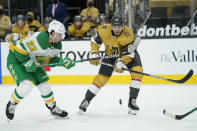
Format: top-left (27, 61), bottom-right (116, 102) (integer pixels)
top-left (46, 102), bottom-right (69, 119)
top-left (128, 99), bottom-right (139, 115)
top-left (78, 99), bottom-right (90, 115)
top-left (6, 101), bottom-right (17, 122)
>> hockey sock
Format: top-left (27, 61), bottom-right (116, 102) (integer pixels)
top-left (85, 89), bottom-right (96, 102)
top-left (10, 88), bottom-right (24, 103)
top-left (85, 83), bottom-right (101, 102)
top-left (10, 80), bottom-right (33, 103)
top-left (41, 92), bottom-right (55, 107)
top-left (129, 87), bottom-right (140, 99)
top-left (37, 82), bottom-right (55, 107)
top-left (129, 79), bottom-right (141, 99)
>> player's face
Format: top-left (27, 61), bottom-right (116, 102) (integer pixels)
top-left (100, 21), bottom-right (107, 25)
top-left (17, 20), bottom-right (25, 29)
top-left (75, 21), bottom-right (82, 29)
top-left (54, 33), bottom-right (63, 43)
top-left (112, 25), bottom-right (123, 36)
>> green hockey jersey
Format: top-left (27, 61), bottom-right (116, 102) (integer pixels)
top-left (8, 31), bottom-right (62, 65)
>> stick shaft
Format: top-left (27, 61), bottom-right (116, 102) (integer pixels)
top-left (39, 53), bottom-right (130, 67)
top-left (75, 52), bottom-right (130, 63)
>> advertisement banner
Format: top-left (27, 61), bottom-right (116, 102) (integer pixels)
top-left (1, 38), bottom-right (197, 84)
top-left (137, 38), bottom-right (197, 75)
top-left (0, 41), bottom-right (1, 84)
top-left (138, 24), bottom-right (197, 38)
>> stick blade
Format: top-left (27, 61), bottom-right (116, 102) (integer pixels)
top-left (163, 109), bottom-right (176, 119)
top-left (163, 109), bottom-right (184, 120)
top-left (173, 69), bottom-right (194, 83)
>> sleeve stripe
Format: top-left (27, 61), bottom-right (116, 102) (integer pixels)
top-left (9, 44), bottom-right (28, 55)
top-left (14, 46), bottom-right (28, 55)
top-left (19, 43), bottom-right (27, 51)
top-left (8, 44), bottom-right (15, 52)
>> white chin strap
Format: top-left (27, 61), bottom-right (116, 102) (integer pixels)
top-left (50, 33), bottom-right (57, 43)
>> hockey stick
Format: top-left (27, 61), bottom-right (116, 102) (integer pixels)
top-left (39, 37), bottom-right (141, 67)
top-left (38, 52), bottom-right (130, 67)
top-left (121, 68), bottom-right (193, 84)
top-left (163, 107), bottom-right (197, 120)
top-left (75, 52), bottom-right (130, 63)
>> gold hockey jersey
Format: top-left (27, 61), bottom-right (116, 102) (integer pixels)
top-left (91, 24), bottom-right (135, 56)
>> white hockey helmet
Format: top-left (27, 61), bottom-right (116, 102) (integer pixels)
top-left (48, 20), bottom-right (65, 39)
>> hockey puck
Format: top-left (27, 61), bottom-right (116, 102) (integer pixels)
top-left (119, 99), bottom-right (122, 105)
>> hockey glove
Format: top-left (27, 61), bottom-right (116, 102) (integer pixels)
top-left (120, 52), bottom-right (135, 65)
top-left (128, 37), bottom-right (141, 53)
top-left (22, 59), bottom-right (37, 72)
top-left (61, 57), bottom-right (75, 70)
top-left (89, 51), bottom-right (100, 66)
top-left (114, 58), bottom-right (125, 73)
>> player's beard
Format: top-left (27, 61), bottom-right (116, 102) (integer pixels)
top-left (112, 27), bottom-right (123, 37)
top-left (114, 31), bottom-right (121, 37)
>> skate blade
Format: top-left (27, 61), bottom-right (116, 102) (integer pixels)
top-left (53, 115), bottom-right (69, 119)
top-left (77, 109), bottom-right (85, 115)
top-left (128, 108), bottom-right (138, 115)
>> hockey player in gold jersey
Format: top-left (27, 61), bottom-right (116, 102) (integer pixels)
top-left (78, 15), bottom-right (143, 115)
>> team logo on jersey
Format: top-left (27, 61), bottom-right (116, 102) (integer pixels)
top-left (124, 32), bottom-right (130, 38)
top-left (36, 55), bottom-right (51, 64)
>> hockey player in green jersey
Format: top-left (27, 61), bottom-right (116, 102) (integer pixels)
top-left (6, 20), bottom-right (75, 122)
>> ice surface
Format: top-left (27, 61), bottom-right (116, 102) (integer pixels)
top-left (0, 84), bottom-right (196, 131)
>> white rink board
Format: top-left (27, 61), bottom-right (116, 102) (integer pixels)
top-left (1, 38), bottom-right (197, 76)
